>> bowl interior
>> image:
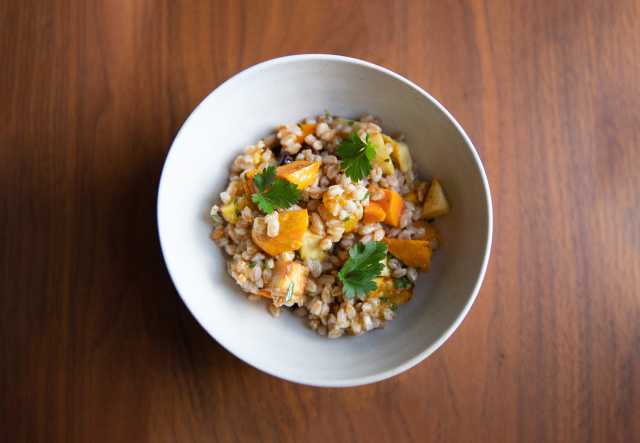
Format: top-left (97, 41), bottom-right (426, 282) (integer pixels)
top-left (157, 55), bottom-right (491, 386)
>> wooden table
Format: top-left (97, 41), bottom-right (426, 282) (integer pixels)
top-left (2, 1), bottom-right (639, 441)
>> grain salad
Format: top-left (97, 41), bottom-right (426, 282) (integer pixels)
top-left (209, 113), bottom-right (450, 338)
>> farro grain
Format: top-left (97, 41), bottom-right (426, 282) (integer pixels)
top-left (373, 228), bottom-right (385, 241)
top-left (309, 298), bottom-right (323, 316)
top-left (393, 268), bottom-right (407, 278)
top-left (320, 238), bottom-right (333, 250)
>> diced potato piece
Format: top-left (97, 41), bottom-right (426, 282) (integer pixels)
top-left (391, 142), bottom-right (413, 175)
top-left (300, 230), bottom-right (325, 261)
top-left (276, 160), bottom-right (320, 190)
top-left (384, 238), bottom-right (432, 270)
top-left (221, 201), bottom-right (238, 223)
top-left (369, 133), bottom-right (395, 175)
top-left (363, 202), bottom-right (386, 224)
top-left (423, 178), bottom-right (450, 219)
top-left (342, 214), bottom-right (359, 233)
top-left (377, 189), bottom-right (404, 227)
top-left (404, 191), bottom-right (418, 203)
top-left (383, 135), bottom-right (413, 173)
top-left (251, 209), bottom-right (309, 256)
top-left (268, 259), bottom-right (308, 306)
top-left (221, 196), bottom-right (247, 224)
top-left (297, 123), bottom-right (317, 142)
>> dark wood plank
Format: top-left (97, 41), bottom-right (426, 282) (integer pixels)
top-left (1, 0), bottom-right (638, 442)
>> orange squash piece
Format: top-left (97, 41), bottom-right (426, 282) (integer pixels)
top-left (276, 160), bottom-right (320, 190)
top-left (407, 220), bottom-right (439, 248)
top-left (390, 288), bottom-right (413, 305)
top-left (367, 277), bottom-right (392, 299)
top-left (384, 238), bottom-right (432, 270)
top-left (368, 277), bottom-right (414, 305)
top-left (363, 202), bottom-right (386, 224)
top-left (297, 123), bottom-right (317, 142)
top-left (251, 209), bottom-right (309, 256)
top-left (377, 189), bottom-right (404, 227)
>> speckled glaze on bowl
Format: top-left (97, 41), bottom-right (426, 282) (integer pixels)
top-left (157, 54), bottom-right (492, 387)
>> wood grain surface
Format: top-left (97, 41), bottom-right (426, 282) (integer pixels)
top-left (2, 1), bottom-right (639, 442)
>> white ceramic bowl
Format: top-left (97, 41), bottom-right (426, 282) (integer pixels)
top-left (157, 54), bottom-right (492, 387)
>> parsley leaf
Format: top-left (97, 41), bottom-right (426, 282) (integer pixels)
top-left (251, 166), bottom-right (301, 214)
top-left (252, 165), bottom-right (276, 192)
top-left (338, 241), bottom-right (388, 300)
top-left (336, 132), bottom-right (376, 182)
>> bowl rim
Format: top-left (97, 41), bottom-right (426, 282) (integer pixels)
top-left (157, 53), bottom-right (493, 387)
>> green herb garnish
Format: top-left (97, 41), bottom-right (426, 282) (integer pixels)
top-left (285, 282), bottom-right (295, 304)
top-left (338, 241), bottom-right (388, 300)
top-left (393, 276), bottom-right (412, 289)
top-left (249, 262), bottom-right (256, 269)
top-left (251, 166), bottom-right (301, 214)
top-left (336, 132), bottom-right (376, 182)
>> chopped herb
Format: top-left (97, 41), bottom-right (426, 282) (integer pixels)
top-left (360, 191), bottom-right (370, 202)
top-left (336, 132), bottom-right (376, 182)
top-left (285, 282), bottom-right (295, 304)
top-left (394, 276), bottom-right (413, 289)
top-left (249, 262), bottom-right (256, 269)
top-left (379, 295), bottom-right (390, 304)
top-left (251, 166), bottom-right (301, 214)
top-left (391, 304), bottom-right (398, 312)
top-left (338, 241), bottom-right (388, 300)
top-left (341, 215), bottom-right (350, 221)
